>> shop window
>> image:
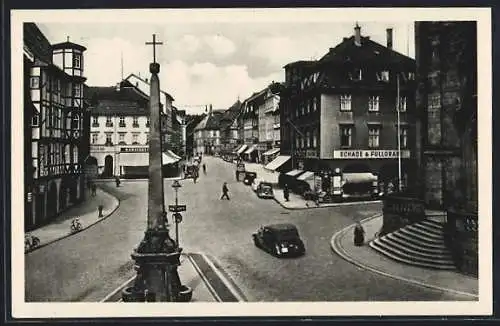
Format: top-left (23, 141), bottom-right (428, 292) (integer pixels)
top-left (368, 96), bottom-right (380, 112)
top-left (368, 126), bottom-right (380, 148)
top-left (340, 94), bottom-right (352, 111)
top-left (119, 116), bottom-right (126, 127)
top-left (340, 125), bottom-right (352, 147)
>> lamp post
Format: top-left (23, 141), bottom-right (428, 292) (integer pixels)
top-left (171, 180), bottom-right (182, 247)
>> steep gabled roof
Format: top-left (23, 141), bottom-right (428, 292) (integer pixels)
top-left (86, 85), bottom-right (150, 115)
top-left (24, 23), bottom-right (53, 64)
top-left (318, 36), bottom-right (414, 69)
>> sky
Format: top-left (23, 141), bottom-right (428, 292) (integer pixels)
top-left (37, 20), bottom-right (414, 114)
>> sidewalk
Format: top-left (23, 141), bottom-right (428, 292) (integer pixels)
top-left (330, 214), bottom-right (478, 299)
top-left (26, 187), bottom-right (120, 253)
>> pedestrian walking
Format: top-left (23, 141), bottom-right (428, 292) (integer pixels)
top-left (283, 184), bottom-right (290, 202)
top-left (220, 182), bottom-right (230, 200)
top-left (115, 175), bottom-right (121, 187)
top-left (193, 171), bottom-right (198, 184)
top-left (202, 163), bottom-right (207, 175)
top-left (91, 183), bottom-right (97, 197)
top-left (353, 222), bottom-right (365, 246)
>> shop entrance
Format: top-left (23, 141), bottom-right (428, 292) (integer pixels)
top-left (102, 155), bottom-right (114, 178)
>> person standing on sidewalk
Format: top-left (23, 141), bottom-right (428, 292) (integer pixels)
top-left (202, 163), bottom-right (207, 175)
top-left (220, 182), bottom-right (230, 200)
top-left (354, 222), bottom-right (365, 246)
top-left (283, 184), bottom-right (290, 202)
top-left (91, 183), bottom-right (97, 197)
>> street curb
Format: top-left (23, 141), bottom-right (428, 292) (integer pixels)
top-left (273, 198), bottom-right (381, 210)
top-left (25, 188), bottom-right (120, 254)
top-left (329, 214), bottom-right (479, 299)
top-left (201, 253), bottom-right (248, 302)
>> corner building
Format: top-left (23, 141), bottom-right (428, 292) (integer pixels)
top-left (279, 24), bottom-right (416, 199)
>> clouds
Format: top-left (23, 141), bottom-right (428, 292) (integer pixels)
top-left (203, 34), bottom-right (236, 57)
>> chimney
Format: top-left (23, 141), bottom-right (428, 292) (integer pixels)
top-left (386, 28), bottom-right (393, 49)
top-left (354, 22), bottom-right (361, 46)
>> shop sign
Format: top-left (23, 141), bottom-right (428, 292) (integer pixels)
top-left (90, 145), bottom-right (107, 152)
top-left (120, 147), bottom-right (148, 153)
top-left (333, 149), bottom-right (411, 159)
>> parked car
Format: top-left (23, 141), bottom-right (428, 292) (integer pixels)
top-left (256, 182), bottom-right (274, 199)
top-left (243, 172), bottom-right (257, 185)
top-left (252, 223), bottom-right (305, 257)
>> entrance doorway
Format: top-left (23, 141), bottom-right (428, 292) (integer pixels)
top-left (102, 155), bottom-right (114, 178)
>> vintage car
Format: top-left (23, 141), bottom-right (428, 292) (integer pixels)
top-left (184, 164), bottom-right (198, 179)
top-left (256, 182), bottom-right (274, 199)
top-left (252, 223), bottom-right (305, 257)
top-left (243, 172), bottom-right (258, 185)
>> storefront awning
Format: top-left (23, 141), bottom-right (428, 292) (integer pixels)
top-left (297, 171), bottom-right (315, 181)
top-left (342, 172), bottom-right (378, 184)
top-left (236, 144), bottom-right (248, 154)
top-left (264, 155), bottom-right (290, 171)
top-left (232, 145), bottom-right (243, 153)
top-left (167, 150), bottom-right (182, 160)
top-left (162, 151), bottom-right (180, 165)
top-left (262, 148), bottom-right (280, 156)
top-left (286, 169), bottom-right (304, 177)
top-left (120, 152), bottom-right (149, 166)
top-left (244, 145), bottom-right (257, 155)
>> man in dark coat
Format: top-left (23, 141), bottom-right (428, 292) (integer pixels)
top-left (354, 222), bottom-right (365, 246)
top-left (220, 182), bottom-right (230, 200)
top-left (283, 184), bottom-right (290, 202)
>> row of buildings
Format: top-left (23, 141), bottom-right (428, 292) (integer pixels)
top-left (23, 23), bottom-right (187, 230)
top-left (193, 22), bottom-right (477, 214)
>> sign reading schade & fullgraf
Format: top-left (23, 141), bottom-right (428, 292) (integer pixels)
top-left (333, 149), bottom-right (411, 159)
top-left (120, 147), bottom-right (148, 153)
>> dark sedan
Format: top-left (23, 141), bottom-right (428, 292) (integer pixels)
top-left (252, 223), bottom-right (305, 258)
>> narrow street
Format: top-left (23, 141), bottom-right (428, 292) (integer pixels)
top-left (25, 156), bottom-right (470, 302)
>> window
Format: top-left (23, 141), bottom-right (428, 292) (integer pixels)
top-left (132, 133), bottom-right (139, 144)
top-left (340, 95), bottom-right (352, 111)
top-left (340, 125), bottom-right (352, 147)
top-left (72, 114), bottom-right (79, 129)
top-left (106, 116), bottom-right (113, 127)
top-left (30, 76), bottom-right (39, 88)
top-left (133, 117), bottom-right (139, 127)
top-left (408, 72), bottom-right (415, 80)
top-left (399, 127), bottom-right (408, 149)
top-left (145, 133), bottom-right (149, 144)
top-left (368, 96), bottom-right (380, 112)
top-left (146, 117), bottom-right (150, 127)
top-left (73, 53), bottom-right (81, 68)
top-left (31, 114), bottom-right (39, 126)
top-left (92, 116), bottom-right (99, 127)
top-left (305, 132), bottom-right (310, 148)
top-left (119, 116), bottom-right (125, 127)
top-left (368, 126), bottom-right (380, 148)
top-left (377, 71), bottom-right (390, 82)
top-left (73, 84), bottom-right (81, 97)
top-left (91, 133), bottom-right (98, 144)
top-left (118, 133), bottom-right (126, 144)
top-left (295, 135), bottom-right (300, 149)
top-left (301, 101), bottom-right (305, 115)
top-left (349, 69), bottom-right (362, 81)
top-left (105, 133), bottom-right (113, 146)
top-left (399, 96), bottom-right (407, 112)
top-left (313, 132), bottom-right (318, 148)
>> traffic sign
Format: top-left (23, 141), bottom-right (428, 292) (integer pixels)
top-left (168, 204), bottom-right (186, 212)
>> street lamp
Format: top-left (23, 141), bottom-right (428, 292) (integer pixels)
top-left (171, 180), bottom-right (182, 247)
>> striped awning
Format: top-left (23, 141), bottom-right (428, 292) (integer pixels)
top-left (264, 155), bottom-right (290, 171)
top-left (244, 145), bottom-right (257, 155)
top-left (286, 169), bottom-right (304, 177)
top-left (263, 148), bottom-right (280, 156)
top-left (297, 171), bottom-right (315, 181)
top-left (236, 144), bottom-right (248, 154)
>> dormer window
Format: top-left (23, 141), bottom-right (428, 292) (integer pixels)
top-left (340, 94), bottom-right (352, 111)
top-left (349, 69), bottom-right (362, 81)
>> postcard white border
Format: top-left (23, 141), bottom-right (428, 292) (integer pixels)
top-left (10, 7), bottom-right (492, 318)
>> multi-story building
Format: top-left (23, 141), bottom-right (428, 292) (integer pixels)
top-left (87, 81), bottom-right (180, 178)
top-left (258, 85), bottom-right (282, 164)
top-left (277, 24), bottom-right (416, 198)
top-left (24, 23), bottom-right (88, 230)
top-left (415, 22), bottom-right (477, 212)
top-left (219, 100), bottom-right (242, 155)
top-left (172, 108), bottom-right (187, 159)
top-left (185, 113), bottom-right (206, 158)
top-left (193, 106), bottom-right (223, 155)
top-left (240, 94), bottom-right (260, 162)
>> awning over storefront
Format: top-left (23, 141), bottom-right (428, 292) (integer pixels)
top-left (262, 148), bottom-right (280, 156)
top-left (162, 151), bottom-right (180, 165)
top-left (167, 150), bottom-right (182, 160)
top-left (264, 155), bottom-right (290, 171)
top-left (286, 169), bottom-right (304, 177)
top-left (244, 145), bottom-right (257, 155)
top-left (342, 172), bottom-right (378, 184)
top-left (236, 144), bottom-right (248, 154)
top-left (297, 171), bottom-right (315, 181)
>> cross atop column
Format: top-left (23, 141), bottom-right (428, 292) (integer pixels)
top-left (145, 34), bottom-right (163, 64)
